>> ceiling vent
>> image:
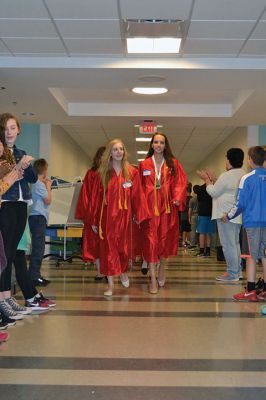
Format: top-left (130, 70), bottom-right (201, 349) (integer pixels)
top-left (123, 19), bottom-right (185, 38)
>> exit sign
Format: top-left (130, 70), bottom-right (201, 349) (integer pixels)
top-left (139, 121), bottom-right (157, 134)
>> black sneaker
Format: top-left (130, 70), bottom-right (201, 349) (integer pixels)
top-left (141, 261), bottom-right (148, 275)
top-left (0, 319), bottom-right (8, 330)
top-left (0, 300), bottom-right (24, 320)
top-left (33, 277), bottom-right (50, 287)
top-left (1, 314), bottom-right (17, 327)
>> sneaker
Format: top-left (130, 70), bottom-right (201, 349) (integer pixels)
top-left (36, 293), bottom-right (56, 308)
top-left (0, 320), bottom-right (8, 330)
top-left (0, 332), bottom-right (9, 342)
top-left (25, 297), bottom-right (50, 311)
top-left (1, 314), bottom-right (17, 327)
top-left (216, 273), bottom-right (239, 282)
top-left (0, 301), bottom-right (24, 320)
top-left (94, 275), bottom-right (106, 282)
top-left (255, 277), bottom-right (264, 293)
top-left (204, 252), bottom-right (211, 257)
top-left (33, 277), bottom-right (50, 287)
top-left (239, 274), bottom-right (244, 280)
top-left (6, 297), bottom-right (32, 315)
top-left (233, 290), bottom-right (258, 302)
top-left (196, 252), bottom-right (205, 257)
top-left (257, 291), bottom-right (266, 302)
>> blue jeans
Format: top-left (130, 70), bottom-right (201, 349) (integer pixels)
top-left (29, 215), bottom-right (47, 281)
top-left (217, 219), bottom-right (242, 278)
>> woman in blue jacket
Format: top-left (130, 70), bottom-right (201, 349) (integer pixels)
top-left (0, 113), bottom-right (37, 322)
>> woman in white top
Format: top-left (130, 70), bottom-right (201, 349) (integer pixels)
top-left (197, 148), bottom-right (245, 282)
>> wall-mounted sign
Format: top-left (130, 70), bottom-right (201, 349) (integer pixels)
top-left (139, 121), bottom-right (157, 134)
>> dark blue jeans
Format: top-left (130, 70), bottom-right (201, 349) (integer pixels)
top-left (29, 215), bottom-right (47, 281)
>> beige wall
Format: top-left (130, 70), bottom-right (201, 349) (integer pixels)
top-left (51, 125), bottom-right (90, 179)
top-left (188, 127), bottom-right (248, 185)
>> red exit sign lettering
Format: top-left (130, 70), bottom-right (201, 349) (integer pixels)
top-left (139, 122), bottom-right (157, 134)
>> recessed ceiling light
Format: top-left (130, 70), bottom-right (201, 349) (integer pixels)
top-left (22, 112), bottom-right (35, 116)
top-left (132, 87), bottom-right (168, 95)
top-left (136, 137), bottom-right (151, 142)
top-left (137, 150), bottom-right (147, 154)
top-left (127, 37), bottom-right (181, 54)
top-left (138, 158), bottom-right (145, 162)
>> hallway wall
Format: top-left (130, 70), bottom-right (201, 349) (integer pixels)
top-left (188, 127), bottom-right (248, 185)
top-left (50, 125), bottom-right (90, 180)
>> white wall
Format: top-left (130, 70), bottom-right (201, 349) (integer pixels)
top-left (188, 127), bottom-right (248, 185)
top-left (51, 125), bottom-right (90, 179)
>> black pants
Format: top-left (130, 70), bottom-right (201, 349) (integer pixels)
top-left (29, 215), bottom-right (47, 281)
top-left (0, 202), bottom-right (27, 292)
top-left (14, 250), bottom-right (38, 300)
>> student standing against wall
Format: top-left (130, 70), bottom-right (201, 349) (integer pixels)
top-left (0, 113), bottom-right (37, 322)
top-left (28, 159), bottom-right (52, 286)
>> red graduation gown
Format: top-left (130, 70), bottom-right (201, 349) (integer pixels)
top-left (75, 169), bottom-right (99, 262)
top-left (89, 166), bottom-right (150, 276)
top-left (139, 157), bottom-right (187, 263)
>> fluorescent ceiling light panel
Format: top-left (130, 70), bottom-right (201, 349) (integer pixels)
top-left (138, 158), bottom-right (145, 162)
top-left (127, 37), bottom-right (181, 54)
top-left (136, 137), bottom-right (151, 142)
top-left (132, 87), bottom-right (168, 95)
top-left (137, 151), bottom-right (148, 154)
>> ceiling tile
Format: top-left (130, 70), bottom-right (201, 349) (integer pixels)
top-left (64, 38), bottom-right (123, 54)
top-left (3, 38), bottom-right (66, 54)
top-left (45, 0), bottom-right (119, 19)
top-left (240, 39), bottom-right (266, 55)
top-left (183, 39), bottom-right (244, 55)
top-left (188, 20), bottom-right (255, 39)
top-left (120, 0), bottom-right (193, 19)
top-left (0, 0), bottom-right (49, 18)
top-left (56, 20), bottom-right (121, 38)
top-left (192, 0), bottom-right (266, 20)
top-left (250, 21), bottom-right (266, 39)
top-left (0, 19), bottom-right (58, 38)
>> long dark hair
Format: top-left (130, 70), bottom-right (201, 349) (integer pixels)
top-left (146, 132), bottom-right (175, 172)
top-left (91, 146), bottom-right (106, 171)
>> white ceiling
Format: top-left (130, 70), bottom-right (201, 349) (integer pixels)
top-left (1, 0), bottom-right (266, 173)
top-left (1, 0), bottom-right (266, 57)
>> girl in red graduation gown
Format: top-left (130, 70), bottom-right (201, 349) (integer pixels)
top-left (75, 146), bottom-right (106, 280)
top-left (89, 139), bottom-right (150, 296)
top-left (139, 133), bottom-right (187, 294)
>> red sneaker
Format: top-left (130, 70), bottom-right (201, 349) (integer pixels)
top-left (0, 332), bottom-right (9, 342)
top-left (38, 293), bottom-right (56, 308)
top-left (233, 290), bottom-right (258, 302)
top-left (257, 291), bottom-right (266, 302)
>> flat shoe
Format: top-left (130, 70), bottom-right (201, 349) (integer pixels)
top-left (104, 289), bottom-right (113, 297)
top-left (121, 279), bottom-right (130, 288)
top-left (149, 285), bottom-right (158, 294)
top-left (158, 279), bottom-right (165, 288)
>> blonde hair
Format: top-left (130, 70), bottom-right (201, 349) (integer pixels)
top-left (98, 139), bottom-right (130, 193)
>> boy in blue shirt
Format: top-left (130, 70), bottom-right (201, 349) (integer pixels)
top-left (224, 146), bottom-right (266, 302)
top-left (29, 159), bottom-right (52, 286)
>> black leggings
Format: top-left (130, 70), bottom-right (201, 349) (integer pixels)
top-left (14, 250), bottom-right (38, 300)
top-left (0, 202), bottom-right (27, 292)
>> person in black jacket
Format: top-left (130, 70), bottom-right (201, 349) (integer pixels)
top-left (194, 184), bottom-right (216, 257)
top-left (0, 113), bottom-right (37, 323)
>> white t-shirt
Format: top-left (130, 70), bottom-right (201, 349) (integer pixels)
top-left (206, 168), bottom-right (245, 224)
